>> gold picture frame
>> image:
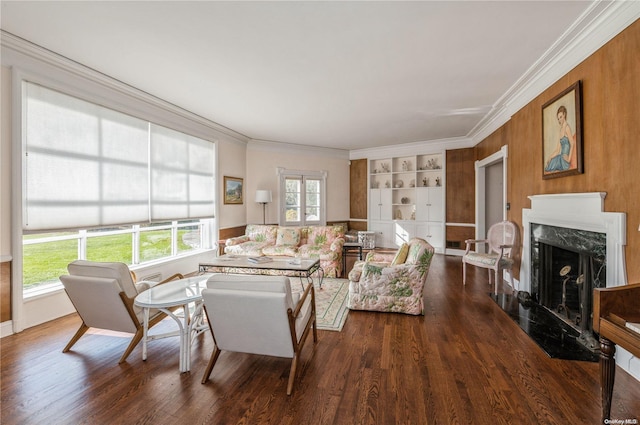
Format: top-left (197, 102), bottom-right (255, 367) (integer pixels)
top-left (223, 176), bottom-right (243, 204)
top-left (542, 80), bottom-right (583, 179)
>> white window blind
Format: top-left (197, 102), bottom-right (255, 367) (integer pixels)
top-left (149, 124), bottom-right (215, 221)
top-left (24, 83), bottom-right (149, 230)
top-left (23, 82), bottom-right (215, 230)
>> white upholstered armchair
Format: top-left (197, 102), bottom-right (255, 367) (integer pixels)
top-left (59, 260), bottom-right (182, 363)
top-left (201, 274), bottom-right (317, 395)
top-left (462, 220), bottom-right (520, 293)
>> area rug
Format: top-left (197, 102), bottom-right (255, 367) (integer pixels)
top-left (297, 278), bottom-right (349, 332)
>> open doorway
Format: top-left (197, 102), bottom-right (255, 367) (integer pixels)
top-left (475, 145), bottom-right (508, 247)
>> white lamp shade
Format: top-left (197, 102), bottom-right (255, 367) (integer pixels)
top-left (255, 190), bottom-right (272, 203)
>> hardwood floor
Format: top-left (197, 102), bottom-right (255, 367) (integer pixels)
top-left (2, 255), bottom-right (639, 424)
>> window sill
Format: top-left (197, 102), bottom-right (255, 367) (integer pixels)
top-left (22, 248), bottom-right (216, 300)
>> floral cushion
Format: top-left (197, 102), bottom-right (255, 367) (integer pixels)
top-left (276, 227), bottom-right (301, 246)
top-left (308, 225), bottom-right (344, 245)
top-left (245, 224), bottom-right (278, 244)
top-left (348, 260), bottom-right (391, 282)
top-left (224, 241), bottom-right (272, 257)
top-left (297, 244), bottom-right (339, 261)
top-left (262, 244), bottom-right (298, 257)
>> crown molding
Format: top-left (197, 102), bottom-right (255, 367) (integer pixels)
top-left (248, 139), bottom-right (349, 159)
top-left (349, 136), bottom-right (473, 160)
top-left (468, 0), bottom-right (640, 145)
top-left (1, 30), bottom-right (250, 145)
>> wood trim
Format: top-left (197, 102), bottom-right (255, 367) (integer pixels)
top-left (1, 261), bottom-right (11, 322)
top-left (219, 226), bottom-right (246, 240)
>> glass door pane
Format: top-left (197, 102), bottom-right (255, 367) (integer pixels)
top-left (285, 178), bottom-right (301, 223)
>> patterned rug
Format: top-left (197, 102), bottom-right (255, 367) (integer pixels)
top-left (296, 278), bottom-right (349, 332)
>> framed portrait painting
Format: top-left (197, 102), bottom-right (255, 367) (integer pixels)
top-left (223, 176), bottom-right (243, 204)
top-left (542, 80), bottom-right (583, 179)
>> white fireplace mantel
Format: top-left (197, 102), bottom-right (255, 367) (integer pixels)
top-left (520, 192), bottom-right (627, 293)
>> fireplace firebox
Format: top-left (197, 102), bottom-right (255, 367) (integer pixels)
top-left (530, 223), bottom-right (606, 351)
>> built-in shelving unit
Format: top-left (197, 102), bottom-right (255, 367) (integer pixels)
top-left (368, 153), bottom-right (445, 252)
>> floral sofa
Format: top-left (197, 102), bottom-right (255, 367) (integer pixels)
top-left (347, 238), bottom-right (434, 315)
top-left (224, 224), bottom-right (346, 278)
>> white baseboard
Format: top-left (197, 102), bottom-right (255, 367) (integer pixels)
top-left (1, 320), bottom-right (14, 338)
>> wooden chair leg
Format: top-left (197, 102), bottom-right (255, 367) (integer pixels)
top-left (119, 328), bottom-right (144, 364)
top-left (462, 262), bottom-right (467, 285)
top-left (509, 268), bottom-right (516, 292)
top-left (201, 346), bottom-right (221, 384)
top-left (62, 322), bottom-right (90, 353)
top-left (287, 354), bottom-right (299, 396)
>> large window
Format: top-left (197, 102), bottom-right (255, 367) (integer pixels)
top-left (278, 168), bottom-right (327, 226)
top-left (21, 82), bottom-right (216, 294)
top-left (23, 220), bottom-right (211, 294)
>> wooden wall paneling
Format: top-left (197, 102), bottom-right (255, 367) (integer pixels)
top-left (445, 148), bottom-right (475, 224)
top-left (219, 226), bottom-right (246, 241)
top-left (445, 226), bottom-right (475, 250)
top-left (348, 221), bottom-right (368, 232)
top-left (473, 20), bottom-right (640, 283)
top-left (349, 159), bottom-right (368, 220)
top-left (1, 261), bottom-right (11, 322)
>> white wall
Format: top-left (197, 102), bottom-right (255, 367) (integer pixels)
top-left (217, 139), bottom-right (247, 229)
top-left (246, 141), bottom-right (350, 225)
top-left (1, 65), bottom-right (11, 258)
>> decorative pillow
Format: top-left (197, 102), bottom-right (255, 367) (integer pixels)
top-left (246, 225), bottom-right (277, 243)
top-left (276, 227), bottom-right (301, 246)
top-left (405, 241), bottom-right (427, 264)
top-left (391, 243), bottom-right (409, 266)
top-left (309, 226), bottom-right (331, 245)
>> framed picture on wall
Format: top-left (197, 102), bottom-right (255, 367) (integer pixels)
top-left (542, 80), bottom-right (583, 179)
top-left (223, 176), bottom-right (243, 204)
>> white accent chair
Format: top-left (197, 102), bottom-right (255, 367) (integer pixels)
top-left (59, 260), bottom-right (182, 363)
top-left (462, 220), bottom-right (520, 293)
top-left (201, 275), bottom-right (317, 395)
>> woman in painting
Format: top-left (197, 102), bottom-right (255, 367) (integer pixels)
top-left (545, 105), bottom-right (576, 172)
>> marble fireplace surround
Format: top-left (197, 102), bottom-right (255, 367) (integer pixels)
top-left (521, 192), bottom-right (627, 293)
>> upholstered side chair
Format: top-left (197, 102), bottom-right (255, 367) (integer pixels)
top-left (462, 220), bottom-right (520, 293)
top-left (201, 274), bottom-right (317, 395)
top-left (59, 260), bottom-right (183, 363)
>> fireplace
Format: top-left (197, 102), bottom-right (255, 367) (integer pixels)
top-left (521, 193), bottom-right (627, 292)
top-left (530, 223), bottom-right (606, 351)
top-left (519, 192), bottom-right (628, 358)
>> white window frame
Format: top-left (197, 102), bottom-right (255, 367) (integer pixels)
top-left (6, 47), bottom-right (223, 333)
top-left (277, 167), bottom-right (327, 226)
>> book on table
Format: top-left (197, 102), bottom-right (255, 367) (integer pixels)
top-left (247, 256), bottom-right (272, 264)
top-left (609, 313), bottom-right (640, 334)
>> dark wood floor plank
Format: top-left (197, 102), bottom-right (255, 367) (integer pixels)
top-left (2, 254), bottom-right (640, 424)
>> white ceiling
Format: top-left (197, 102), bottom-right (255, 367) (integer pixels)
top-left (1, 1), bottom-right (598, 151)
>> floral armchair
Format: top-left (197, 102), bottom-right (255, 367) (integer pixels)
top-left (347, 238), bottom-right (435, 315)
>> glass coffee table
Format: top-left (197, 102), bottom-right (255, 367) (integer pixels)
top-left (134, 274), bottom-right (212, 373)
top-left (199, 256), bottom-right (324, 288)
